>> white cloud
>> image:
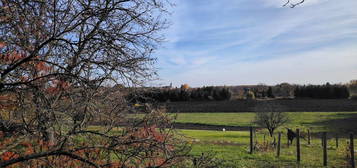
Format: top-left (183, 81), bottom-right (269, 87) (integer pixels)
top-left (155, 0), bottom-right (357, 87)
top-left (191, 56), bottom-right (217, 66)
top-left (161, 45), bottom-right (357, 87)
top-left (168, 56), bottom-right (186, 65)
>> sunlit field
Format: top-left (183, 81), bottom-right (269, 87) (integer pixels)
top-left (173, 112), bottom-right (357, 133)
top-left (174, 112), bottom-right (357, 167)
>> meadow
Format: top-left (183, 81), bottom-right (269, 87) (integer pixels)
top-left (173, 112), bottom-right (357, 133)
top-left (173, 112), bottom-right (357, 167)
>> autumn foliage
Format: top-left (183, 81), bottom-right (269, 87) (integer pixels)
top-left (0, 0), bottom-right (192, 167)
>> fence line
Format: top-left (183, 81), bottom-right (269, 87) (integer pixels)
top-left (248, 128), bottom-right (355, 167)
top-left (351, 133), bottom-right (355, 168)
top-left (323, 132), bottom-right (327, 166)
top-left (277, 132), bottom-right (281, 158)
top-left (296, 129), bottom-right (300, 163)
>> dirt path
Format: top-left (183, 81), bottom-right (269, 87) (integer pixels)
top-left (173, 123), bottom-right (254, 131)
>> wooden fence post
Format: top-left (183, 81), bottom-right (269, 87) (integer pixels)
top-left (307, 129), bottom-right (311, 145)
top-left (336, 134), bottom-right (339, 148)
top-left (253, 129), bottom-right (258, 145)
top-left (296, 129), bottom-right (300, 163)
top-left (277, 132), bottom-right (281, 157)
top-left (350, 133), bottom-right (355, 168)
top-left (250, 127), bottom-right (253, 154)
top-left (287, 131), bottom-right (290, 147)
top-left (323, 132), bottom-right (327, 167)
top-left (321, 133), bottom-right (324, 147)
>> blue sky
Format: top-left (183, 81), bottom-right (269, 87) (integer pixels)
top-left (152, 0), bottom-right (357, 87)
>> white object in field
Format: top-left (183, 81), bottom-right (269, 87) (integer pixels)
top-left (222, 128), bottom-right (226, 132)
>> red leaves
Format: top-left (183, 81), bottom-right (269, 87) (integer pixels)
top-left (0, 42), bottom-right (5, 48)
top-left (152, 157), bottom-right (166, 166)
top-left (46, 80), bottom-right (71, 94)
top-left (146, 125), bottom-right (165, 143)
top-left (1, 151), bottom-right (18, 161)
top-left (35, 61), bottom-right (51, 73)
top-left (0, 137), bottom-right (90, 167)
top-left (0, 94), bottom-right (16, 111)
top-left (107, 162), bottom-right (122, 168)
top-left (23, 145), bottom-right (34, 155)
top-left (0, 51), bottom-right (26, 64)
top-left (0, 131), bottom-right (5, 140)
top-left (0, 128), bottom-right (175, 168)
top-left (130, 125), bottom-right (165, 143)
top-left (0, 44), bottom-right (53, 85)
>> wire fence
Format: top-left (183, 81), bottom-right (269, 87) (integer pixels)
top-left (249, 127), bottom-right (356, 167)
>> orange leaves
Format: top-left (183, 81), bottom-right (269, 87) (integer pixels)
top-left (0, 45), bottom-right (52, 82)
top-left (146, 125), bottom-right (165, 143)
top-left (1, 151), bottom-right (18, 161)
top-left (107, 162), bottom-right (122, 168)
top-left (19, 76), bottom-right (28, 82)
top-left (0, 94), bottom-right (16, 112)
top-left (46, 80), bottom-right (71, 94)
top-left (32, 55), bottom-right (52, 73)
top-left (181, 84), bottom-right (189, 90)
top-left (58, 81), bottom-right (70, 90)
top-left (35, 61), bottom-right (51, 72)
top-left (0, 130), bottom-right (174, 168)
top-left (0, 95), bottom-right (10, 102)
top-left (131, 125), bottom-right (164, 142)
top-left (0, 42), bottom-right (6, 48)
top-left (126, 125), bottom-right (174, 152)
top-left (0, 94), bottom-right (15, 102)
top-left (45, 87), bottom-right (59, 94)
top-left (155, 157), bottom-right (166, 166)
top-left (0, 51), bottom-right (26, 64)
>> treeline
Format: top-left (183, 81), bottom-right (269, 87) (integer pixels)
top-left (128, 86), bottom-right (232, 103)
top-left (294, 83), bottom-right (349, 99)
top-left (126, 82), bottom-right (352, 103)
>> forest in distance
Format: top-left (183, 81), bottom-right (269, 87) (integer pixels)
top-left (127, 81), bottom-right (356, 103)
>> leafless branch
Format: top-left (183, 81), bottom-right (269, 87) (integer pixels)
top-left (283, 0), bottom-right (305, 8)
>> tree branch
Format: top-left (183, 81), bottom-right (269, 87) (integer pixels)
top-left (283, 0), bottom-right (305, 8)
top-left (0, 150), bottom-right (99, 168)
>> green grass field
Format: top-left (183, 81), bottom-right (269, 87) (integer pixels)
top-left (174, 112), bottom-right (357, 167)
top-left (173, 112), bottom-right (357, 133)
top-left (181, 129), bottom-right (357, 167)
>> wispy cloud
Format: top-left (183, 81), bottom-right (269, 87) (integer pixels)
top-left (168, 56), bottom-right (186, 66)
top-left (154, 0), bottom-right (357, 87)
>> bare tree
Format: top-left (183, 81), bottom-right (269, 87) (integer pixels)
top-left (0, 0), bottom-right (193, 167)
top-left (254, 111), bottom-right (289, 137)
